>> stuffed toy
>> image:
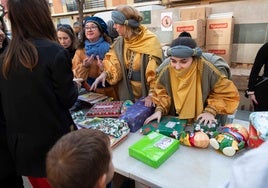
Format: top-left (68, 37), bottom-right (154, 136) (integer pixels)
top-left (179, 131), bottom-right (210, 148)
top-left (210, 124), bottom-right (249, 156)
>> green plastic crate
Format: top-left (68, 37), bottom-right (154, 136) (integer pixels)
top-left (129, 132), bottom-right (180, 168)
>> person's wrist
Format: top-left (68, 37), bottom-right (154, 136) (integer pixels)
top-left (104, 71), bottom-right (110, 79)
top-left (155, 106), bottom-right (164, 114)
top-left (247, 91), bottom-right (255, 95)
top-left (203, 106), bottom-right (217, 117)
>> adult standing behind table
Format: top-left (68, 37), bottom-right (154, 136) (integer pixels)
top-left (0, 0), bottom-right (78, 187)
top-left (0, 11), bottom-right (24, 188)
top-left (72, 16), bottom-right (119, 99)
top-left (57, 24), bottom-right (77, 59)
top-left (245, 42), bottom-right (268, 111)
top-left (144, 37), bottom-right (240, 126)
top-left (90, 5), bottom-right (163, 106)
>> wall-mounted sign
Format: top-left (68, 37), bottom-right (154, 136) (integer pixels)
top-left (141, 10), bottom-right (151, 24)
top-left (161, 12), bottom-right (173, 31)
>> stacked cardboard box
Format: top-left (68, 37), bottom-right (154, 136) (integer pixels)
top-left (205, 13), bottom-right (234, 64)
top-left (173, 7), bottom-right (211, 48)
top-left (180, 6), bottom-right (211, 21)
top-left (173, 19), bottom-right (206, 47)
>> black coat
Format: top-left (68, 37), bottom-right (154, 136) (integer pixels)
top-left (0, 37), bottom-right (23, 186)
top-left (0, 39), bottom-right (78, 177)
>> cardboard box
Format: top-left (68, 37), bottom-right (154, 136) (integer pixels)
top-left (206, 17), bottom-right (234, 45)
top-left (129, 132), bottom-right (180, 168)
top-left (180, 7), bottom-right (211, 21)
top-left (237, 90), bottom-right (253, 111)
top-left (173, 19), bottom-right (206, 47)
top-left (205, 44), bottom-right (232, 64)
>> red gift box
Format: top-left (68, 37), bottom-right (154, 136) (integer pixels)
top-left (86, 101), bottom-right (124, 118)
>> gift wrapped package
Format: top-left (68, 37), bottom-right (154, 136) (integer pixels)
top-left (77, 117), bottom-right (130, 148)
top-left (86, 101), bottom-right (124, 118)
top-left (141, 116), bottom-right (187, 139)
top-left (78, 92), bottom-right (108, 104)
top-left (248, 112), bottom-right (268, 148)
top-left (129, 132), bottom-right (180, 168)
top-left (119, 98), bottom-right (154, 132)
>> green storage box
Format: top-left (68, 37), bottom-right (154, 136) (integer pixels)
top-left (129, 132), bottom-right (180, 168)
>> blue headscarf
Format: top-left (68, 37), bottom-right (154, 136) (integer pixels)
top-left (85, 37), bottom-right (110, 60)
top-left (83, 16), bottom-right (108, 34)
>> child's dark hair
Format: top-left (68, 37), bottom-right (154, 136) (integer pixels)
top-left (170, 37), bottom-right (197, 48)
top-left (46, 129), bottom-right (111, 188)
top-left (178, 31), bottom-right (192, 38)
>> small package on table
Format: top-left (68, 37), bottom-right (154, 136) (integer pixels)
top-left (129, 132), bottom-right (180, 168)
top-left (77, 117), bottom-right (130, 148)
top-left (86, 101), bottom-right (124, 118)
top-left (141, 116), bottom-right (187, 139)
top-left (248, 112), bottom-right (268, 148)
top-left (119, 98), bottom-right (154, 132)
top-left (78, 92), bottom-right (108, 104)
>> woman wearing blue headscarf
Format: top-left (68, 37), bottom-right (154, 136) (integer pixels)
top-left (72, 16), bottom-right (113, 90)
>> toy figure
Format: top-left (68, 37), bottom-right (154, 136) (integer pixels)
top-left (210, 124), bottom-right (249, 156)
top-left (179, 131), bottom-right (210, 148)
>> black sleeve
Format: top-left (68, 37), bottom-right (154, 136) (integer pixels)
top-left (248, 42), bottom-right (268, 91)
top-left (51, 48), bottom-right (78, 108)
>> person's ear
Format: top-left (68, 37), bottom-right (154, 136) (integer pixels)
top-left (95, 174), bottom-right (107, 188)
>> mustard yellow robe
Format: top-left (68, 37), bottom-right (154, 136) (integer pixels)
top-left (72, 48), bottom-right (102, 80)
top-left (103, 26), bottom-right (163, 100)
top-left (153, 57), bottom-right (240, 121)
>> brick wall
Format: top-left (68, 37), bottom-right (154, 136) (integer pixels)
top-left (52, 0), bottom-right (64, 14)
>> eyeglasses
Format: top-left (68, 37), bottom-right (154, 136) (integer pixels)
top-left (85, 26), bottom-right (98, 31)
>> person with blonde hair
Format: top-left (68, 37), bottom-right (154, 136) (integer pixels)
top-left (91, 5), bottom-right (163, 106)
